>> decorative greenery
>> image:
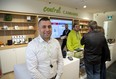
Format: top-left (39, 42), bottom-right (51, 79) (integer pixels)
top-left (4, 14), bottom-right (12, 21)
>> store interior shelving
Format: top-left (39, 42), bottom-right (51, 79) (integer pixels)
top-left (0, 10), bottom-right (90, 46)
top-left (73, 19), bottom-right (89, 36)
top-left (0, 11), bottom-right (38, 45)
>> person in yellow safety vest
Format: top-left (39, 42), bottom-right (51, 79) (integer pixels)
top-left (67, 24), bottom-right (83, 52)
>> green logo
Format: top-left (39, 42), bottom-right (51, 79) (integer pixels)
top-left (43, 7), bottom-right (61, 13)
top-left (43, 6), bottom-right (78, 16)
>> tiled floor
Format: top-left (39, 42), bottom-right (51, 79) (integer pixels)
top-left (0, 72), bottom-right (87, 79)
top-left (0, 64), bottom-right (87, 79)
top-left (1, 72), bottom-right (86, 79)
top-left (0, 72), bottom-right (14, 79)
top-left (106, 61), bottom-right (116, 79)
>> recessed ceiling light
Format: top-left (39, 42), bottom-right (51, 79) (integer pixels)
top-left (83, 5), bottom-right (87, 8)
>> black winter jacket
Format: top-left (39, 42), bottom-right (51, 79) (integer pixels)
top-left (81, 31), bottom-right (111, 64)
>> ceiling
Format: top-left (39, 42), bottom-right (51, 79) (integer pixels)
top-left (39, 0), bottom-right (116, 13)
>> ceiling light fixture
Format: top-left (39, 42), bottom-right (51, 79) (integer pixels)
top-left (81, 0), bottom-right (87, 8)
top-left (83, 5), bottom-right (87, 8)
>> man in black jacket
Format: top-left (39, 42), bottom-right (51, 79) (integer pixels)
top-left (81, 21), bottom-right (110, 79)
top-left (61, 24), bottom-right (70, 51)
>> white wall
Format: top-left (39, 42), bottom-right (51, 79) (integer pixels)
top-left (0, 0), bottom-right (93, 20)
top-left (94, 11), bottom-right (116, 68)
top-left (93, 11), bottom-right (116, 26)
top-left (93, 11), bottom-right (116, 39)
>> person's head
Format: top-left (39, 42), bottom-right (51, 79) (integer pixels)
top-left (97, 26), bottom-right (105, 34)
top-left (88, 20), bottom-right (98, 31)
top-left (65, 24), bottom-right (68, 30)
top-left (73, 24), bottom-right (80, 32)
top-left (38, 17), bottom-right (52, 42)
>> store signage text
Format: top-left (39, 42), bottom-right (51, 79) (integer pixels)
top-left (43, 6), bottom-right (78, 16)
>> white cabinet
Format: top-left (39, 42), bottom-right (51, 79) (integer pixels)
top-left (15, 47), bottom-right (26, 64)
top-left (0, 47), bottom-right (26, 74)
top-left (0, 49), bottom-right (16, 73)
top-left (14, 57), bottom-right (80, 79)
top-left (106, 43), bottom-right (116, 68)
top-left (103, 21), bottom-right (115, 39)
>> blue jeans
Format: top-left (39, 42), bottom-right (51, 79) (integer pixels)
top-left (85, 62), bottom-right (101, 79)
top-left (100, 62), bottom-right (106, 79)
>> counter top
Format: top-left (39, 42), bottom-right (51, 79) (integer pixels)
top-left (108, 43), bottom-right (116, 46)
top-left (14, 57), bottom-right (80, 79)
top-left (0, 44), bottom-right (27, 50)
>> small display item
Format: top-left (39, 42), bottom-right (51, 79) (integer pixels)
top-left (3, 25), bottom-right (8, 30)
top-left (50, 64), bottom-right (53, 68)
top-left (0, 41), bottom-right (4, 45)
top-left (7, 40), bottom-right (12, 45)
top-left (27, 16), bottom-right (31, 21)
top-left (14, 26), bottom-right (19, 30)
top-left (62, 50), bottom-right (67, 58)
top-left (29, 26), bottom-right (34, 29)
top-left (4, 14), bottom-right (12, 21)
top-left (75, 48), bottom-right (83, 52)
top-left (68, 56), bottom-right (73, 61)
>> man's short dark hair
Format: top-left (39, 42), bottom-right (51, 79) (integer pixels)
top-left (38, 17), bottom-right (50, 23)
top-left (88, 20), bottom-right (98, 30)
top-left (73, 23), bottom-right (77, 28)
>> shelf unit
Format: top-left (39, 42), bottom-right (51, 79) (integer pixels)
top-left (73, 19), bottom-right (89, 36)
top-left (79, 19), bottom-right (89, 36)
top-left (73, 19), bottom-right (79, 25)
top-left (0, 11), bottom-right (38, 45)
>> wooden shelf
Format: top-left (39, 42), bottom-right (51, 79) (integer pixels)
top-left (81, 28), bottom-right (88, 30)
top-left (0, 11), bottom-right (38, 44)
top-left (80, 23), bottom-right (88, 26)
top-left (73, 19), bottom-right (79, 24)
top-left (0, 29), bottom-right (36, 31)
top-left (80, 31), bottom-right (88, 33)
top-left (0, 30), bottom-right (36, 36)
top-left (73, 19), bottom-right (89, 36)
top-left (0, 44), bottom-right (27, 50)
top-left (80, 19), bottom-right (89, 36)
top-left (0, 21), bottom-right (36, 24)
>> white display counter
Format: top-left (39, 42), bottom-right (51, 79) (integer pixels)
top-left (106, 43), bottom-right (116, 68)
top-left (61, 57), bottom-right (80, 79)
top-left (14, 57), bottom-right (80, 79)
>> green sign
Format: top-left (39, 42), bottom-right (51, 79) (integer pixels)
top-left (108, 16), bottom-right (112, 20)
top-left (43, 7), bottom-right (61, 13)
top-left (43, 6), bottom-right (78, 16)
top-left (63, 10), bottom-right (78, 16)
